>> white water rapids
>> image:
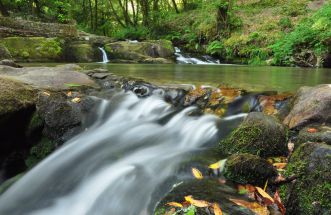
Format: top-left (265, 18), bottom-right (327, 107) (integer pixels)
top-left (0, 92), bottom-right (245, 215)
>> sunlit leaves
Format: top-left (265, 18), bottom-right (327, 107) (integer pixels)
top-left (230, 198), bottom-right (270, 215)
top-left (191, 167), bottom-right (203, 180)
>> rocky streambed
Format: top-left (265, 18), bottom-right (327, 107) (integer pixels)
top-left (0, 64), bottom-right (330, 214)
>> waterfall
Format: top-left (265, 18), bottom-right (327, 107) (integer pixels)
top-left (0, 92), bottom-right (245, 215)
top-left (98, 47), bottom-right (109, 63)
top-left (175, 47), bottom-right (220, 65)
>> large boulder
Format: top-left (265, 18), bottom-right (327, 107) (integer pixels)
top-left (282, 142), bottom-right (331, 215)
top-left (220, 112), bottom-right (288, 157)
top-left (0, 37), bottom-right (63, 62)
top-left (284, 84), bottom-right (331, 129)
top-left (64, 41), bottom-right (101, 63)
top-left (104, 40), bottom-right (175, 63)
top-left (224, 153), bottom-right (278, 186)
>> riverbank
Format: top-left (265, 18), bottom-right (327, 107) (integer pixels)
top-left (0, 64), bottom-right (330, 214)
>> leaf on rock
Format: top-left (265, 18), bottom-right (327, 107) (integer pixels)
top-left (209, 161), bottom-right (221, 170)
top-left (274, 190), bottom-right (286, 215)
top-left (71, 97), bottom-right (81, 103)
top-left (43, 91), bottom-right (51, 96)
top-left (212, 203), bottom-right (223, 215)
top-left (67, 91), bottom-right (73, 97)
top-left (166, 202), bottom-right (183, 208)
top-left (184, 195), bottom-right (210, 207)
top-left (307, 128), bottom-right (318, 133)
top-left (238, 184), bottom-right (256, 194)
top-left (191, 167), bottom-right (203, 180)
top-left (273, 163), bottom-right (287, 169)
top-left (230, 198), bottom-right (270, 215)
top-left (255, 187), bottom-right (274, 205)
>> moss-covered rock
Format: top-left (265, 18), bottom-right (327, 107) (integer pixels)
top-left (220, 112), bottom-right (288, 157)
top-left (25, 137), bottom-right (55, 169)
top-left (0, 37), bottom-right (63, 62)
top-left (282, 142), bottom-right (331, 215)
top-left (296, 124), bottom-right (331, 147)
top-left (0, 44), bottom-right (11, 60)
top-left (104, 40), bottom-right (175, 63)
top-left (64, 42), bottom-right (100, 62)
top-left (0, 77), bottom-right (36, 117)
top-left (224, 153), bottom-right (277, 186)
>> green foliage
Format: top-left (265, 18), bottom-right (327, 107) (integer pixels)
top-left (206, 41), bottom-right (224, 55)
top-left (271, 4), bottom-right (331, 66)
top-left (279, 17), bottom-right (293, 30)
top-left (40, 39), bottom-right (62, 57)
top-left (112, 26), bottom-right (150, 40)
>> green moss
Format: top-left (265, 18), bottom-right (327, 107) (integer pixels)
top-left (0, 37), bottom-right (63, 62)
top-left (25, 137), bottom-right (55, 169)
top-left (25, 112), bottom-right (44, 137)
top-left (0, 77), bottom-right (35, 116)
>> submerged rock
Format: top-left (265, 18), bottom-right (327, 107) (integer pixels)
top-left (220, 112), bottom-right (288, 157)
top-left (224, 153), bottom-right (277, 186)
top-left (284, 84), bottom-right (331, 129)
top-left (282, 142), bottom-right (331, 215)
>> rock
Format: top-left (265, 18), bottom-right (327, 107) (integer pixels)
top-left (282, 142), bottom-right (331, 214)
top-left (257, 93), bottom-right (292, 117)
top-left (0, 60), bottom-right (22, 68)
top-left (0, 45), bottom-right (11, 60)
top-left (0, 37), bottom-right (64, 62)
top-left (155, 179), bottom-right (255, 215)
top-left (296, 124), bottom-right (331, 146)
top-left (220, 112), bottom-right (288, 157)
top-left (291, 49), bottom-right (319, 67)
top-left (104, 40), bottom-right (175, 63)
top-left (64, 42), bottom-right (100, 62)
top-left (36, 92), bottom-right (83, 142)
top-left (224, 153), bottom-right (278, 186)
top-left (283, 84), bottom-right (331, 129)
top-left (0, 64), bottom-right (98, 90)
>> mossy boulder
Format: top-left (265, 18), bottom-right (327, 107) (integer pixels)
top-left (0, 44), bottom-right (11, 60)
top-left (104, 40), bottom-right (175, 63)
top-left (64, 42), bottom-right (100, 62)
top-left (224, 153), bottom-right (278, 186)
top-left (281, 142), bottom-right (331, 215)
top-left (0, 37), bottom-right (63, 62)
top-left (284, 84), bottom-right (331, 129)
top-left (0, 77), bottom-right (35, 117)
top-left (220, 112), bottom-right (288, 157)
top-left (296, 124), bottom-right (331, 147)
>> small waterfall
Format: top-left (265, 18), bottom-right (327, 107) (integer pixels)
top-left (98, 47), bottom-right (109, 63)
top-left (175, 47), bottom-right (220, 65)
top-left (0, 92), bottom-right (246, 215)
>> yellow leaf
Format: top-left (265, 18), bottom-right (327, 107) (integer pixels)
top-left (255, 187), bottom-right (274, 205)
top-left (43, 91), bottom-right (50, 96)
top-left (191, 167), bottom-right (203, 180)
top-left (273, 163), bottom-right (287, 169)
top-left (71, 97), bottom-right (81, 103)
top-left (209, 162), bottom-right (221, 170)
top-left (166, 202), bottom-right (183, 208)
top-left (212, 203), bottom-right (223, 215)
top-left (230, 199), bottom-right (270, 215)
top-left (67, 91), bottom-right (73, 97)
top-left (184, 195), bottom-right (210, 207)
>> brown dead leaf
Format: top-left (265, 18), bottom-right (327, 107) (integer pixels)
top-left (43, 91), bottom-right (51, 96)
top-left (191, 167), bottom-right (203, 180)
top-left (71, 97), bottom-right (81, 103)
top-left (166, 202), bottom-right (183, 208)
top-left (230, 198), bottom-right (270, 215)
top-left (255, 187), bottom-right (274, 205)
top-left (184, 195), bottom-right (210, 207)
top-left (273, 163), bottom-right (287, 169)
top-left (212, 203), bottom-right (223, 215)
top-left (67, 91), bottom-right (73, 97)
top-left (274, 190), bottom-right (286, 215)
top-left (307, 128), bottom-right (318, 133)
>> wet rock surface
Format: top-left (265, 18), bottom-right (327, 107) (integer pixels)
top-left (296, 124), bottom-right (331, 146)
top-left (284, 84), bottom-right (331, 129)
top-left (224, 153), bottom-right (278, 186)
top-left (282, 142), bottom-right (331, 215)
top-left (220, 112), bottom-right (288, 157)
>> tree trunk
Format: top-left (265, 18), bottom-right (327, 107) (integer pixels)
top-left (171, 0), bottom-right (179, 13)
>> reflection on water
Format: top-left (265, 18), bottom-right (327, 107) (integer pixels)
top-left (24, 63), bottom-right (331, 92)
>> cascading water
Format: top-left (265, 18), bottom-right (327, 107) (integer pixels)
top-left (175, 47), bottom-right (220, 65)
top-left (98, 47), bottom-right (109, 63)
top-left (0, 92), bottom-right (246, 215)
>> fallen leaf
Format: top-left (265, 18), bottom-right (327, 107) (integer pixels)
top-left (273, 163), bottom-right (287, 169)
top-left (191, 167), bottom-right (203, 180)
top-left (184, 195), bottom-right (210, 207)
top-left (71, 97), bottom-right (81, 103)
top-left (238, 184), bottom-right (256, 194)
top-left (288, 141), bottom-right (294, 154)
top-left (230, 198), bottom-right (270, 215)
top-left (209, 161), bottom-right (221, 170)
top-left (255, 187), bottom-right (274, 205)
top-left (166, 202), bottom-right (183, 208)
top-left (307, 128), bottom-right (318, 133)
top-left (67, 91), bottom-right (73, 97)
top-left (274, 190), bottom-right (286, 215)
top-left (212, 203), bottom-right (223, 215)
top-left (43, 91), bottom-right (50, 96)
